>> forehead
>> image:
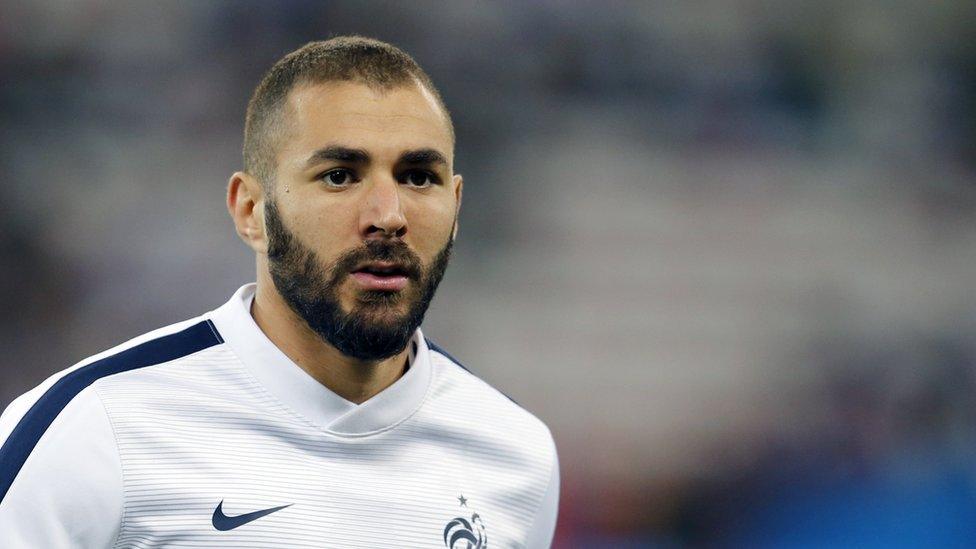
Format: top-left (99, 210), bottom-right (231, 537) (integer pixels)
top-left (278, 80), bottom-right (454, 166)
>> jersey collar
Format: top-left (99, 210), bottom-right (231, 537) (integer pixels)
top-left (208, 283), bottom-right (432, 436)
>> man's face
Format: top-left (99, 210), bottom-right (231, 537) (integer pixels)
top-left (263, 80), bottom-right (461, 361)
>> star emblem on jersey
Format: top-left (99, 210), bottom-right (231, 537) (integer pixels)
top-left (443, 495), bottom-right (487, 548)
top-left (212, 500), bottom-right (292, 531)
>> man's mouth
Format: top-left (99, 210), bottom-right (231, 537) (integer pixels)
top-left (350, 261), bottom-right (412, 292)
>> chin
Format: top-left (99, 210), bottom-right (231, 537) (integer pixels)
top-left (353, 306), bottom-right (413, 329)
top-left (345, 293), bottom-right (408, 314)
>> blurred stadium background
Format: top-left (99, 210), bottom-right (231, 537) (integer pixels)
top-left (2, 1), bottom-right (976, 546)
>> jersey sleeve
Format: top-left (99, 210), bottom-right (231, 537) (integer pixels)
top-left (525, 437), bottom-right (560, 548)
top-left (0, 386), bottom-right (123, 548)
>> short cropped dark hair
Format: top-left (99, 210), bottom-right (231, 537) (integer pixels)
top-left (243, 36), bottom-right (453, 189)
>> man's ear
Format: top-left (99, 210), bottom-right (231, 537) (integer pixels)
top-left (451, 173), bottom-right (463, 240)
top-left (227, 171), bottom-right (268, 254)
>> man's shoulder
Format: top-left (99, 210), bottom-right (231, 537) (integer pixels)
top-left (423, 337), bottom-right (555, 447)
top-left (64, 314), bottom-right (222, 381)
top-left (0, 314), bottom-right (225, 515)
top-left (2, 314), bottom-right (226, 438)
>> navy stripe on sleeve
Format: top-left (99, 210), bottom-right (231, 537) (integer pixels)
top-left (0, 319), bottom-right (224, 503)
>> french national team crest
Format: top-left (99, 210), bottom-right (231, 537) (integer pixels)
top-left (442, 494), bottom-right (488, 548)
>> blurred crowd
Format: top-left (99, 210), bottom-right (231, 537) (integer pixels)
top-left (2, 1), bottom-right (975, 546)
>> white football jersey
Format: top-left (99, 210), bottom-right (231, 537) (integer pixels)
top-left (0, 283), bottom-right (558, 548)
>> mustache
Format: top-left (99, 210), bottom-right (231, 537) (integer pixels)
top-left (333, 240), bottom-right (424, 281)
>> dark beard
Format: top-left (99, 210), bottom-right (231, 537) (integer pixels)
top-left (265, 199), bottom-right (453, 361)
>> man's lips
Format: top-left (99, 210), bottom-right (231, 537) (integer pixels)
top-left (350, 271), bottom-right (409, 291)
top-left (350, 261), bottom-right (412, 291)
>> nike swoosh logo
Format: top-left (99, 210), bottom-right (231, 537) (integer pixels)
top-left (212, 499), bottom-right (292, 531)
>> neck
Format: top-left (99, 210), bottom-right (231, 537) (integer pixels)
top-left (250, 273), bottom-right (409, 404)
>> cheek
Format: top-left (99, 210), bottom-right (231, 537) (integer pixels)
top-left (405, 200), bottom-right (456, 252)
top-left (284, 200), bottom-right (354, 259)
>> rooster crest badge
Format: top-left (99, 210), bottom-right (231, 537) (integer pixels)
top-left (443, 494), bottom-right (488, 548)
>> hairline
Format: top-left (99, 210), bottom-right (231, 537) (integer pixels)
top-left (252, 75), bottom-right (454, 193)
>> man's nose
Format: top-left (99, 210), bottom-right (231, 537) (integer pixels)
top-left (359, 176), bottom-right (407, 239)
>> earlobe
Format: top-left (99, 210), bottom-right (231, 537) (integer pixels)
top-left (227, 172), bottom-right (268, 253)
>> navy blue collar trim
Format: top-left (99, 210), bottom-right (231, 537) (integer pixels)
top-left (424, 336), bottom-right (524, 408)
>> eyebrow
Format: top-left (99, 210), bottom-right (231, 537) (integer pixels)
top-left (304, 146), bottom-right (448, 169)
top-left (399, 148), bottom-right (448, 167)
top-left (305, 146), bottom-right (370, 168)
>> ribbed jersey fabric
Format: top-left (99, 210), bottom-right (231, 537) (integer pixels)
top-left (0, 284), bottom-right (558, 548)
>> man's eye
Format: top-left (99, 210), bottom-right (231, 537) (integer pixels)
top-left (320, 169), bottom-right (355, 187)
top-left (402, 170), bottom-right (438, 187)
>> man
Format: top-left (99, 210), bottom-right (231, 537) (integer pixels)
top-left (0, 36), bottom-right (558, 547)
